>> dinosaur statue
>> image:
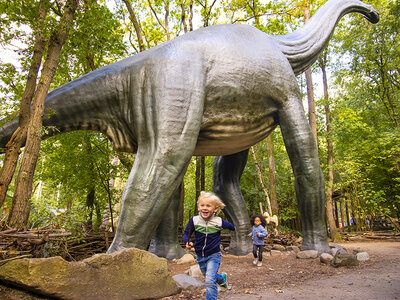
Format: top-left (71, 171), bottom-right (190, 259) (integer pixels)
top-left (0, 0), bottom-right (378, 257)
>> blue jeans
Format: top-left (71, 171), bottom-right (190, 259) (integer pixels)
top-left (197, 251), bottom-right (225, 300)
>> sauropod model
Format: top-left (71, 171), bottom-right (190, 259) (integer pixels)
top-left (0, 0), bottom-right (378, 256)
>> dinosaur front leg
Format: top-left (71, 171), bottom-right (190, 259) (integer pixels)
top-left (107, 62), bottom-right (205, 254)
top-left (148, 184), bottom-right (186, 260)
top-left (279, 96), bottom-right (330, 253)
top-left (213, 150), bottom-right (252, 255)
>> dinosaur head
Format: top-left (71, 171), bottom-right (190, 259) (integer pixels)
top-left (362, 3), bottom-right (379, 24)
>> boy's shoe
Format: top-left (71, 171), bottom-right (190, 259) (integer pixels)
top-left (257, 261), bottom-right (262, 267)
top-left (253, 258), bottom-right (258, 265)
top-left (219, 272), bottom-right (228, 291)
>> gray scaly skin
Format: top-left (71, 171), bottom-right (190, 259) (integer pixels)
top-left (0, 0), bottom-right (378, 256)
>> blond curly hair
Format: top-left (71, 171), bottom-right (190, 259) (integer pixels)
top-left (198, 191), bottom-right (225, 212)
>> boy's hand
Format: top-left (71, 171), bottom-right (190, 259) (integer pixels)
top-left (257, 232), bottom-right (260, 236)
top-left (186, 242), bottom-right (194, 250)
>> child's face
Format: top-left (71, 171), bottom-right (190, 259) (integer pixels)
top-left (254, 217), bottom-right (262, 226)
top-left (198, 198), bottom-right (218, 220)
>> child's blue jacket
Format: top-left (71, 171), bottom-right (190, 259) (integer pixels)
top-left (249, 225), bottom-right (268, 245)
top-left (183, 215), bottom-right (235, 257)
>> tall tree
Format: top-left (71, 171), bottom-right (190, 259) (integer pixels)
top-left (7, 0), bottom-right (79, 229)
top-left (122, 0), bottom-right (146, 52)
top-left (303, 2), bottom-right (318, 144)
top-left (0, 0), bottom-right (48, 210)
top-left (319, 50), bottom-right (338, 240)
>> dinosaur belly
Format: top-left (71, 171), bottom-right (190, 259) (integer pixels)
top-left (194, 103), bottom-right (278, 156)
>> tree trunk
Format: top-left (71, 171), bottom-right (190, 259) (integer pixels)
top-left (123, 0), bottom-right (145, 52)
top-left (319, 53), bottom-right (339, 240)
top-left (7, 0), bottom-right (79, 229)
top-left (250, 146), bottom-right (272, 216)
top-left (339, 197), bottom-right (345, 228)
top-left (195, 156), bottom-right (201, 214)
top-left (201, 156), bottom-right (205, 191)
top-left (85, 187), bottom-right (95, 231)
top-left (334, 200), bottom-right (339, 227)
top-left (345, 200), bottom-right (351, 231)
top-left (266, 135), bottom-right (279, 215)
top-left (304, 7), bottom-right (318, 144)
top-left (0, 0), bottom-right (48, 209)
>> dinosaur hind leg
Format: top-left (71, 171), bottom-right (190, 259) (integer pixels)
top-left (213, 149), bottom-right (252, 255)
top-left (278, 92), bottom-right (330, 253)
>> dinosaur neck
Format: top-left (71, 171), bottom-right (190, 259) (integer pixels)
top-left (42, 61), bottom-right (138, 153)
top-left (274, 0), bottom-right (378, 75)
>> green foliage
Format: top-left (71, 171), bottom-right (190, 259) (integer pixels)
top-left (328, 0), bottom-right (400, 219)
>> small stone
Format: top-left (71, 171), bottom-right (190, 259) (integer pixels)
top-left (356, 252), bottom-right (370, 261)
top-left (296, 250), bottom-right (319, 259)
top-left (331, 245), bottom-right (347, 256)
top-left (270, 250), bottom-right (282, 256)
top-left (320, 253), bottom-right (334, 264)
top-left (286, 246), bottom-right (300, 253)
top-left (173, 274), bottom-right (204, 290)
top-left (176, 253), bottom-right (196, 265)
top-left (273, 244), bottom-right (286, 251)
top-left (188, 264), bottom-right (203, 278)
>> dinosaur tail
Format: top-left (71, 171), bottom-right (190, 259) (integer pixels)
top-left (273, 0), bottom-right (379, 76)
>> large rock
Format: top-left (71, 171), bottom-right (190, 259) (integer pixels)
top-left (0, 248), bottom-right (180, 299)
top-left (331, 252), bottom-right (359, 268)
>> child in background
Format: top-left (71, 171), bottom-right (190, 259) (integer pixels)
top-left (183, 191), bottom-right (235, 300)
top-left (248, 214), bottom-right (268, 267)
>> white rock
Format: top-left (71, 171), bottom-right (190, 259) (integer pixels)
top-left (188, 264), bottom-right (203, 278)
top-left (356, 252), bottom-right (370, 261)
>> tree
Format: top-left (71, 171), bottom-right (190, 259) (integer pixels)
top-left (319, 50), bottom-right (339, 240)
top-left (6, 0), bottom-right (79, 230)
top-left (0, 0), bottom-right (48, 211)
top-left (331, 0), bottom-right (400, 221)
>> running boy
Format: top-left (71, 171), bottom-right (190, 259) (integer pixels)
top-left (183, 191), bottom-right (235, 300)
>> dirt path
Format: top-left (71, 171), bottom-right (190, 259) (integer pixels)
top-left (167, 241), bottom-right (400, 299)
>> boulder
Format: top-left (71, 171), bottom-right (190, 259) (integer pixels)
top-left (0, 248), bottom-right (180, 299)
top-left (320, 253), bottom-right (334, 264)
top-left (331, 252), bottom-right (359, 268)
top-left (296, 250), bottom-right (319, 259)
top-left (173, 274), bottom-right (204, 290)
